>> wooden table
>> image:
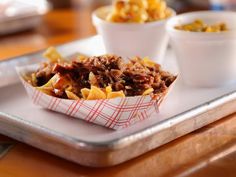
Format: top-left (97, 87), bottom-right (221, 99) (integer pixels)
top-left (1, 8), bottom-right (236, 177)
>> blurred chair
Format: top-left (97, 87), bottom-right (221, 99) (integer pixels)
top-left (48, 0), bottom-right (112, 9)
top-left (71, 0), bottom-right (112, 9)
top-left (167, 0), bottom-right (210, 13)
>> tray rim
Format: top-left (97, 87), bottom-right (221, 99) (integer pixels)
top-left (1, 83), bottom-right (236, 151)
top-left (1, 35), bottom-right (236, 150)
top-left (1, 35), bottom-right (236, 166)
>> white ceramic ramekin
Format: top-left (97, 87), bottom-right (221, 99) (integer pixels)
top-left (92, 6), bottom-right (176, 63)
top-left (167, 11), bottom-right (236, 87)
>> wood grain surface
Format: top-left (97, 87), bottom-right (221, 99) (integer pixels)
top-left (0, 7), bottom-right (236, 177)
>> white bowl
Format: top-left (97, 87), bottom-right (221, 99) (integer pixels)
top-left (167, 11), bottom-right (236, 87)
top-left (92, 6), bottom-right (176, 63)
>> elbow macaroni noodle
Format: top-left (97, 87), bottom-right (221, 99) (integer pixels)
top-left (106, 0), bottom-right (171, 23)
top-left (175, 19), bottom-right (228, 32)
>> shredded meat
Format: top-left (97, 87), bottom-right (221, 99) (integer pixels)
top-left (35, 62), bottom-right (55, 86)
top-left (31, 55), bottom-right (176, 98)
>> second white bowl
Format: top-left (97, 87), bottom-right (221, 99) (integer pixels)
top-left (167, 11), bottom-right (236, 87)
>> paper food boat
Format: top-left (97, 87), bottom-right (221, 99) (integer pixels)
top-left (17, 65), bottom-right (174, 130)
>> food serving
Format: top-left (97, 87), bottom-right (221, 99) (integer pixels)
top-left (106, 0), bottom-right (172, 23)
top-left (167, 11), bottom-right (236, 87)
top-left (175, 19), bottom-right (228, 32)
top-left (92, 0), bottom-right (175, 62)
top-left (25, 47), bottom-right (176, 100)
top-left (18, 47), bottom-right (176, 129)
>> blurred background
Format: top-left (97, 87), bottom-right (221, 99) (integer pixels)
top-left (47, 0), bottom-right (236, 11)
top-left (0, 0), bottom-right (235, 60)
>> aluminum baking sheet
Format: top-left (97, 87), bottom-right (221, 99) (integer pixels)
top-left (0, 36), bottom-right (236, 167)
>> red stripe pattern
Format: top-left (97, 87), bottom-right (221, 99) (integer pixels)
top-left (21, 79), bottom-right (167, 130)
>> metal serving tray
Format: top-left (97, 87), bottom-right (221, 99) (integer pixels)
top-left (0, 1), bottom-right (50, 35)
top-left (0, 36), bottom-right (236, 167)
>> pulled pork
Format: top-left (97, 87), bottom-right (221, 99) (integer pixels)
top-left (31, 55), bottom-right (176, 98)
